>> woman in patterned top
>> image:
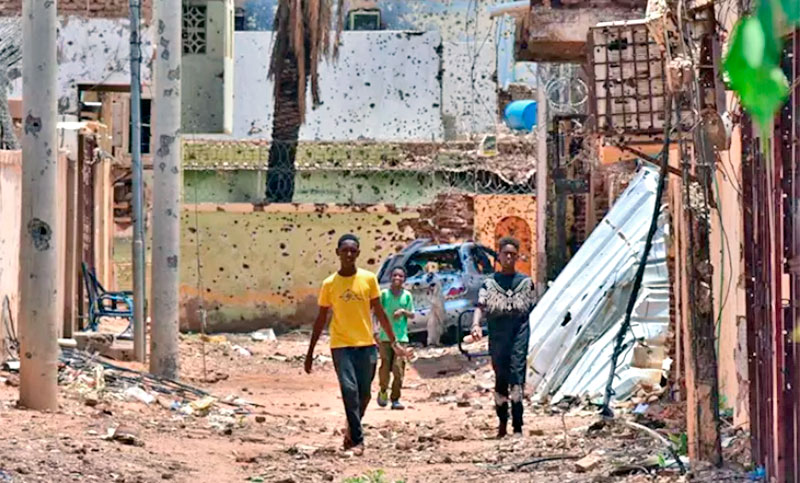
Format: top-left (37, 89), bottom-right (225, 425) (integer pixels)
top-left (470, 237), bottom-right (537, 438)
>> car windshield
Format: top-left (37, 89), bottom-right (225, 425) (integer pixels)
top-left (404, 249), bottom-right (463, 279)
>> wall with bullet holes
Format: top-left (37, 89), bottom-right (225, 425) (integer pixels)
top-left (178, 203), bottom-right (421, 332)
top-left (2, 16), bottom-right (155, 120)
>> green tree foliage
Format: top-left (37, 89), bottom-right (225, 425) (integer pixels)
top-left (724, 0), bottom-right (799, 131)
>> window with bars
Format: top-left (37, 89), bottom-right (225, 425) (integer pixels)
top-left (183, 4), bottom-right (207, 55)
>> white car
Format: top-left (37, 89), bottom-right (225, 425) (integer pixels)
top-left (377, 240), bottom-right (498, 343)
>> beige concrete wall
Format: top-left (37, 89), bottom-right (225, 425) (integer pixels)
top-left (711, 126), bottom-right (749, 426)
top-left (179, 203), bottom-right (419, 332)
top-left (0, 151), bottom-right (21, 360)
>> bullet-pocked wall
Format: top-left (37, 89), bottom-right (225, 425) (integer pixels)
top-left (233, 0), bottom-right (500, 139)
top-left (1, 7), bottom-right (228, 135)
top-left (2, 16), bottom-right (155, 116)
top-left (234, 31), bottom-right (445, 140)
top-left (183, 0), bottom-right (234, 134)
top-left (474, 195), bottom-right (537, 278)
top-left (179, 203), bottom-right (420, 332)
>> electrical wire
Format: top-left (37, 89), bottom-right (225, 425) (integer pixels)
top-left (601, 95), bottom-right (674, 417)
top-left (713, 173), bottom-right (735, 356)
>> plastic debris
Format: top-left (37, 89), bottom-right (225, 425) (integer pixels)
top-left (748, 467), bottom-right (766, 481)
top-left (124, 386), bottom-right (156, 405)
top-left (251, 329), bottom-right (277, 342)
top-left (103, 426), bottom-right (144, 446)
top-left (232, 345), bottom-right (252, 357)
top-left (189, 396), bottom-right (217, 416)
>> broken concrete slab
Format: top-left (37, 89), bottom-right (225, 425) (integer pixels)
top-left (73, 332), bottom-right (115, 353)
top-left (575, 453), bottom-right (603, 473)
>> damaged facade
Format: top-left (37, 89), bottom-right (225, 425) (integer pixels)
top-left (496, 0), bottom-right (761, 472)
top-left (179, 139), bottom-right (538, 331)
top-left (0, 0), bottom-right (547, 332)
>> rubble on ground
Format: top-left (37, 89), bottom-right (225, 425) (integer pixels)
top-left (0, 332), bottom-right (749, 482)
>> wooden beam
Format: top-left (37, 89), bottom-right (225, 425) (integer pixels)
top-left (56, 152), bottom-right (67, 339)
top-left (63, 156), bottom-right (79, 338)
top-left (93, 157), bottom-right (113, 290)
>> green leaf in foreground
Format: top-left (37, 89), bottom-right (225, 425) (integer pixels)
top-left (724, 16), bottom-right (790, 129)
top-left (780, 0), bottom-right (800, 25)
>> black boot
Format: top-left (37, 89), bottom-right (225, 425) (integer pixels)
top-left (511, 401), bottom-right (524, 435)
top-left (496, 402), bottom-right (509, 439)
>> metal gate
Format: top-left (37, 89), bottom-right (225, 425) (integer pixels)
top-left (743, 30), bottom-right (800, 482)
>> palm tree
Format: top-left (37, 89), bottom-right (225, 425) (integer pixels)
top-left (266, 0), bottom-right (344, 202)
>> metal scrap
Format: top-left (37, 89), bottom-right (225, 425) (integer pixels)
top-left (527, 165), bottom-right (671, 405)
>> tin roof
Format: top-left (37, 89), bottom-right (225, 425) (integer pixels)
top-left (527, 163), bottom-right (670, 404)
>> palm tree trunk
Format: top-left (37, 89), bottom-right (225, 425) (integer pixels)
top-left (266, 51), bottom-right (301, 203)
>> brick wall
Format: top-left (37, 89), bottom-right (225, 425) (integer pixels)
top-left (399, 193), bottom-right (475, 244)
top-left (0, 0), bottom-right (152, 18)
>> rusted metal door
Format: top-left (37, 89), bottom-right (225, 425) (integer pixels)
top-left (744, 29), bottom-right (800, 482)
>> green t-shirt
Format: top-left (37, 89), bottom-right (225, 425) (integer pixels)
top-left (378, 288), bottom-right (414, 343)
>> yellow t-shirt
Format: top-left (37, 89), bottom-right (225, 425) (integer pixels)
top-left (318, 268), bottom-right (380, 349)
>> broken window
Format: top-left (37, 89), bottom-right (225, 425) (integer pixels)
top-left (346, 10), bottom-right (381, 31)
top-left (404, 249), bottom-right (463, 278)
top-left (471, 247), bottom-right (496, 275)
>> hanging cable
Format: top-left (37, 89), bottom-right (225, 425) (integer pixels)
top-left (600, 94), bottom-right (674, 418)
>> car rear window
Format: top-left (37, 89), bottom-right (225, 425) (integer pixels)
top-left (404, 249), bottom-right (463, 278)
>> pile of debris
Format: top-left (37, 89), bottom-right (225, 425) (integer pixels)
top-left (1, 343), bottom-right (258, 444)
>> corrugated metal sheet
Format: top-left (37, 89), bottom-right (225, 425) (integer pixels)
top-left (527, 164), bottom-right (670, 403)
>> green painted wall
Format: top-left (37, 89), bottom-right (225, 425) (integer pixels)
top-left (181, 140), bottom-right (505, 205)
top-left (183, 169), bottom-right (470, 205)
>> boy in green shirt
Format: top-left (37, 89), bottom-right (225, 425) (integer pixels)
top-left (377, 266), bottom-right (415, 410)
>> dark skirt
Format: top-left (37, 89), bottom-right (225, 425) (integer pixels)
top-left (488, 314), bottom-right (530, 387)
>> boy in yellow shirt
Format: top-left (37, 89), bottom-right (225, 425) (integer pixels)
top-left (304, 234), bottom-right (406, 455)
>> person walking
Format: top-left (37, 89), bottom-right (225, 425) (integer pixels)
top-left (470, 237), bottom-right (537, 438)
top-left (304, 234), bottom-right (406, 455)
top-left (377, 266), bottom-right (415, 410)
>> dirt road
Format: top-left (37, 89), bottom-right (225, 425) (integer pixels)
top-left (0, 333), bottom-right (744, 482)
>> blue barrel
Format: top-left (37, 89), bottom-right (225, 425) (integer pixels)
top-left (503, 100), bottom-right (538, 131)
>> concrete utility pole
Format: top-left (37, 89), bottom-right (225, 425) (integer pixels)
top-left (18, 0), bottom-right (59, 410)
top-left (130, 0), bottom-right (146, 363)
top-left (150, 0), bottom-right (182, 378)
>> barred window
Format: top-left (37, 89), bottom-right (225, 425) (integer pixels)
top-left (182, 5), bottom-right (207, 54)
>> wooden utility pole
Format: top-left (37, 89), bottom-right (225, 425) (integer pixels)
top-left (682, 0), bottom-right (722, 465)
top-left (150, 0), bottom-right (182, 378)
top-left (18, 0), bottom-right (59, 410)
top-left (535, 79), bottom-right (548, 294)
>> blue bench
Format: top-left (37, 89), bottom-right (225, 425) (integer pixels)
top-left (82, 263), bottom-right (133, 337)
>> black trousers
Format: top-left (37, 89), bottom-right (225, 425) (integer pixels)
top-left (489, 319), bottom-right (530, 432)
top-left (331, 345), bottom-right (377, 445)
